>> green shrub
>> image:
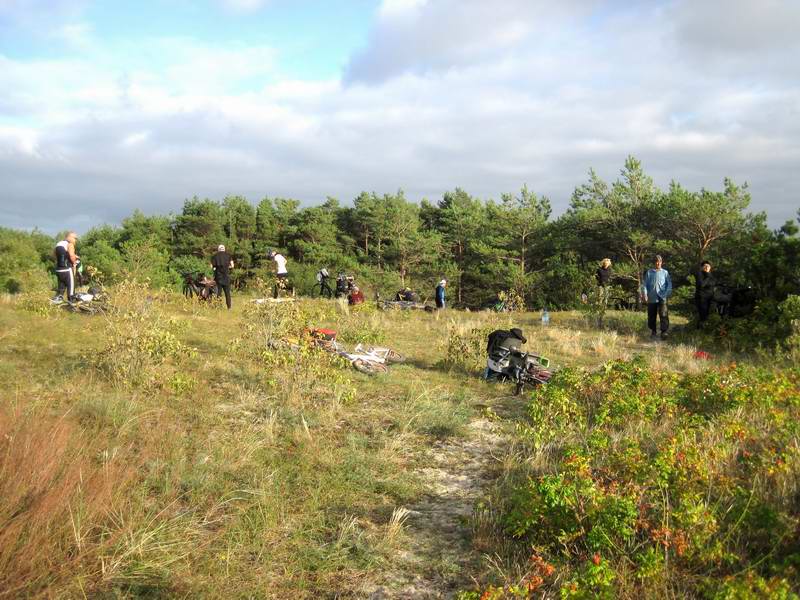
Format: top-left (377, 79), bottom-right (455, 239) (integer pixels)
top-left (440, 321), bottom-right (500, 372)
top-left (701, 294), bottom-right (800, 355)
top-left (502, 359), bottom-right (800, 596)
top-left (92, 279), bottom-right (196, 386)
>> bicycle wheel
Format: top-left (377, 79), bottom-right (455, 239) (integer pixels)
top-left (76, 303), bottom-right (96, 315)
top-left (352, 359), bottom-right (388, 375)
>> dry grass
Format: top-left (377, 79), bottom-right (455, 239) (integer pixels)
top-left (0, 293), bottom-right (746, 597)
top-left (384, 507), bottom-right (411, 543)
top-left (0, 409), bottom-right (132, 597)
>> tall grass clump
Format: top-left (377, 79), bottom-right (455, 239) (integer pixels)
top-left (0, 406), bottom-right (213, 597)
top-left (440, 318), bottom-right (502, 373)
top-left (91, 279), bottom-right (195, 387)
top-left (0, 409), bottom-right (129, 596)
top-left (235, 299), bottom-right (355, 408)
top-left (473, 358), bottom-right (800, 598)
top-left (13, 268), bottom-right (61, 317)
top-left (335, 301), bottom-right (387, 345)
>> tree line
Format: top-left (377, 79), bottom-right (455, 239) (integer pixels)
top-left (2, 157), bottom-right (798, 311)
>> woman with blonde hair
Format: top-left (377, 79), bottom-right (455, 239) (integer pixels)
top-left (596, 258), bottom-right (613, 308)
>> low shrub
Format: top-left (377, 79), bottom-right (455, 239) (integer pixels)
top-left (696, 294), bottom-right (800, 356)
top-left (440, 320), bottom-right (500, 372)
top-left (234, 298), bottom-right (356, 407)
top-left (91, 279), bottom-right (196, 386)
top-left (496, 359), bottom-right (800, 597)
top-left (336, 303), bottom-right (387, 345)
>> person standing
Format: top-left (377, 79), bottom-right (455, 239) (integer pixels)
top-left (317, 268), bottom-right (333, 298)
top-left (595, 258), bottom-right (612, 308)
top-left (211, 244), bottom-right (234, 309)
top-left (53, 232), bottom-right (79, 301)
top-left (435, 279), bottom-right (447, 310)
top-left (641, 255), bottom-right (672, 339)
top-left (694, 260), bottom-right (715, 327)
top-left (268, 249), bottom-right (289, 298)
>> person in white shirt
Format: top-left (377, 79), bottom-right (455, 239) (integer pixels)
top-left (268, 249), bottom-right (289, 298)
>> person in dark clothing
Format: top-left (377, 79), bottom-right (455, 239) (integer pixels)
top-left (486, 327), bottom-right (527, 355)
top-left (485, 327), bottom-right (527, 379)
top-left (595, 258), bottom-right (612, 286)
top-left (694, 261), bottom-right (715, 326)
top-left (53, 232), bottom-right (79, 301)
top-left (335, 273), bottom-right (348, 298)
top-left (317, 268), bottom-right (333, 298)
top-left (210, 244), bottom-right (234, 309)
top-left (595, 258), bottom-right (612, 312)
top-left (396, 288), bottom-right (419, 302)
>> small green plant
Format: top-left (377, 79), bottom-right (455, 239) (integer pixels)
top-left (580, 284), bottom-right (625, 328)
top-left (16, 291), bottom-right (61, 317)
top-left (441, 321), bottom-right (497, 372)
top-left (92, 279), bottom-right (196, 386)
top-left (234, 298), bottom-right (357, 407)
top-left (497, 289), bottom-right (525, 312)
top-left (336, 306), bottom-right (387, 345)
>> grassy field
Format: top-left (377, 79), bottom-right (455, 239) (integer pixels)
top-left (0, 289), bottom-right (796, 599)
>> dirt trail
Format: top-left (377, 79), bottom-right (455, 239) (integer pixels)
top-left (364, 418), bottom-right (506, 599)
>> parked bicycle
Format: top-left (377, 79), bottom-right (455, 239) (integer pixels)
top-left (56, 287), bottom-right (108, 315)
top-left (182, 272), bottom-right (216, 301)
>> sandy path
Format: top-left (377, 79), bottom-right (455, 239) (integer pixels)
top-left (364, 418), bottom-right (506, 599)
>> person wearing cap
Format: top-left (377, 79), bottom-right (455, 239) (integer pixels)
top-left (435, 279), bottom-right (447, 310)
top-left (504, 328), bottom-right (527, 351)
top-left (268, 249), bottom-right (289, 298)
top-left (641, 254), bottom-right (672, 339)
top-left (53, 231), bottom-right (79, 302)
top-left (210, 244), bottom-right (234, 309)
top-left (484, 327), bottom-right (527, 379)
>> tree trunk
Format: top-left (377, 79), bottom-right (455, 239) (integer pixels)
top-left (457, 242), bottom-right (464, 304)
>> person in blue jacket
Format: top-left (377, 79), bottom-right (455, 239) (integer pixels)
top-left (640, 255), bottom-right (672, 339)
top-left (435, 279), bottom-right (447, 310)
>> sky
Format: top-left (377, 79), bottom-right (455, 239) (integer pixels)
top-left (1, 0), bottom-right (798, 233)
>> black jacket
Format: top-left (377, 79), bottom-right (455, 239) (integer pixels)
top-left (596, 266), bottom-right (612, 286)
top-left (695, 270), bottom-right (715, 299)
top-left (211, 251), bottom-right (232, 284)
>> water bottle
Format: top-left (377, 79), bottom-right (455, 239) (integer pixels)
top-left (542, 308), bottom-right (550, 326)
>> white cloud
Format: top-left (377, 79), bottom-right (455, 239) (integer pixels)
top-left (0, 0), bottom-right (798, 232)
top-left (378, 0), bottom-right (428, 18)
top-left (120, 131), bottom-right (149, 147)
top-left (55, 21), bottom-right (92, 47)
top-left (218, 0), bottom-right (270, 13)
top-left (0, 125), bottom-right (39, 155)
